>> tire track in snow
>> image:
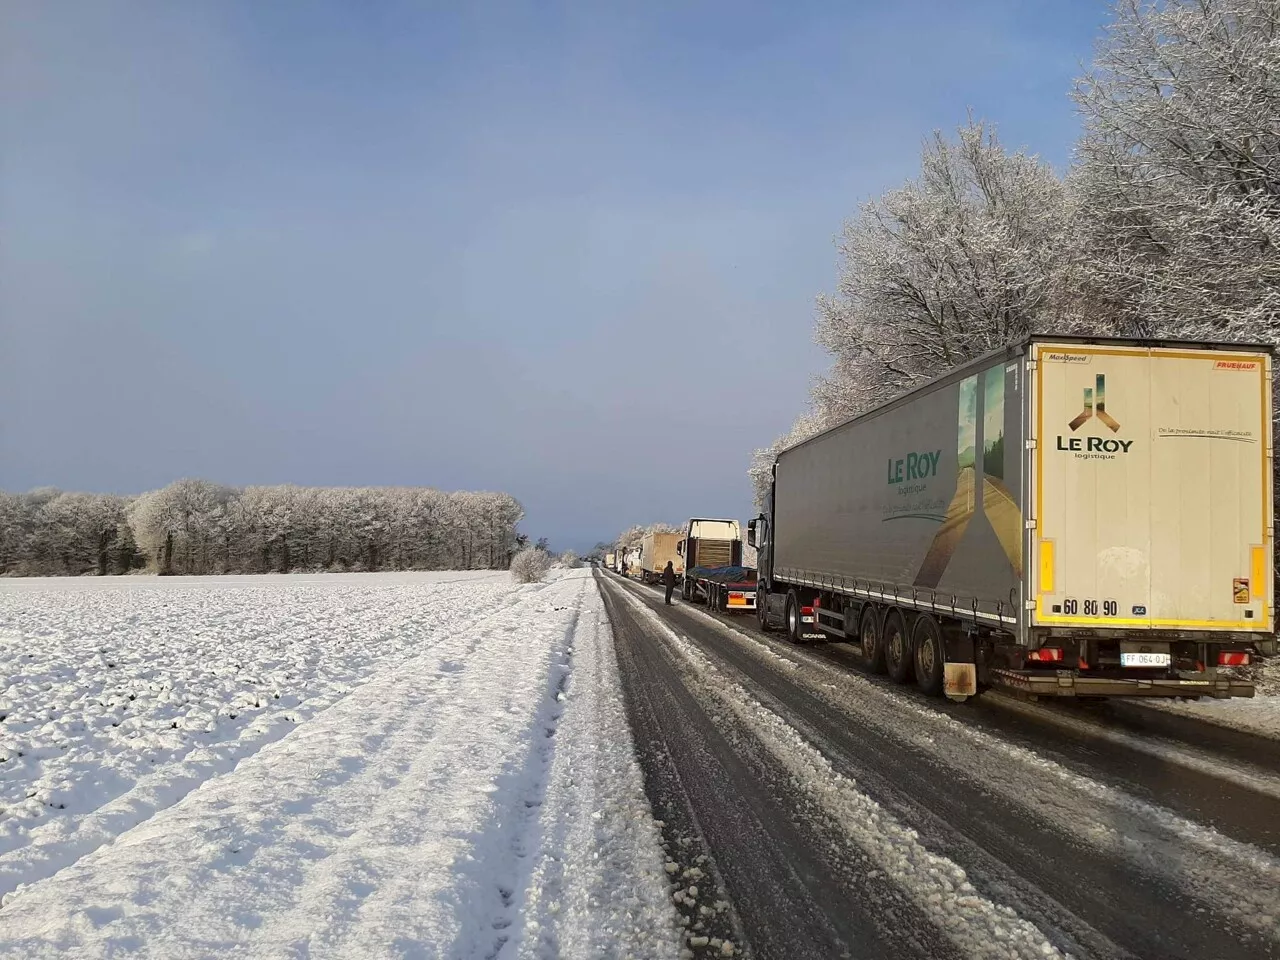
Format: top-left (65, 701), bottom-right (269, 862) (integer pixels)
top-left (509, 577), bottom-right (686, 960)
top-left (664, 579), bottom-right (1280, 853)
top-left (446, 578), bottom-right (582, 960)
top-left (611, 583), bottom-right (1065, 960)
top-left (617, 577), bottom-right (1280, 959)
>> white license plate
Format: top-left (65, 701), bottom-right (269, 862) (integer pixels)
top-left (1121, 652), bottom-right (1170, 667)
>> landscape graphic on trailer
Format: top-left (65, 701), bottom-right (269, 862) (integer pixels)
top-left (982, 366), bottom-right (1022, 577)
top-left (914, 374), bottom-right (978, 588)
top-left (915, 365), bottom-right (1022, 588)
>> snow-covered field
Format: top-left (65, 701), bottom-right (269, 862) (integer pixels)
top-left (0, 569), bottom-right (681, 958)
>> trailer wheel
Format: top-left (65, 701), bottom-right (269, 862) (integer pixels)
top-left (785, 591), bottom-right (806, 644)
top-left (859, 605), bottom-right (886, 673)
top-left (883, 609), bottom-right (914, 684)
top-left (912, 615), bottom-right (944, 696)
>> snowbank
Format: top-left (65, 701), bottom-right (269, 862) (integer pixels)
top-left (0, 569), bottom-right (680, 958)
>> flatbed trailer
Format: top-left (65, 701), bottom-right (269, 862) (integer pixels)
top-left (686, 565), bottom-right (758, 612)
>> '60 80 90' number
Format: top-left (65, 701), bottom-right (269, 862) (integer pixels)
top-left (1063, 598), bottom-right (1118, 617)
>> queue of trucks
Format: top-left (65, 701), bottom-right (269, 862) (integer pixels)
top-left (609, 336), bottom-right (1276, 702)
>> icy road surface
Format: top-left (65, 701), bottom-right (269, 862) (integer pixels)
top-left (0, 569), bottom-right (683, 959)
top-left (600, 571), bottom-right (1280, 960)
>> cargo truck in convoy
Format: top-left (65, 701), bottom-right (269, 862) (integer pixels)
top-left (750, 336), bottom-right (1275, 701)
top-left (677, 518), bottom-right (758, 611)
top-left (638, 532), bottom-right (684, 584)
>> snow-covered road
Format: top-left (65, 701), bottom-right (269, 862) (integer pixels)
top-left (0, 570), bottom-right (682, 959)
top-left (600, 571), bottom-right (1280, 960)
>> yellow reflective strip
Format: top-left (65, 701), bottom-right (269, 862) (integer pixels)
top-left (1039, 539), bottom-right (1055, 594)
top-left (1035, 615), bottom-right (1259, 629)
top-left (1252, 546), bottom-right (1267, 599)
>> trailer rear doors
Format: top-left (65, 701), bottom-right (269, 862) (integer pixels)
top-left (1030, 343), bottom-right (1273, 634)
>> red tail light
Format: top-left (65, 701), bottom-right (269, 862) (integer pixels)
top-left (1028, 647), bottom-right (1063, 662)
top-left (1218, 651), bottom-right (1251, 666)
top-left (801, 606), bottom-right (814, 616)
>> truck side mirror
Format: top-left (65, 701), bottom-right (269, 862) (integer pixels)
top-left (746, 520), bottom-right (757, 548)
top-left (676, 539), bottom-right (685, 556)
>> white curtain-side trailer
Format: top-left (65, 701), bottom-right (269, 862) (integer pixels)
top-left (751, 336), bottom-right (1274, 701)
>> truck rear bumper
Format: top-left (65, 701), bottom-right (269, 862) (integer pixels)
top-left (990, 669), bottom-right (1254, 699)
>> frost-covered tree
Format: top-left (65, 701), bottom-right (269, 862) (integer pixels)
top-left (754, 121), bottom-right (1071, 505)
top-left (2, 481), bottom-right (525, 576)
top-left (510, 546), bottom-right (553, 583)
top-left (815, 120), bottom-right (1070, 412)
top-left (127, 479), bottom-right (235, 574)
top-left (1070, 0), bottom-right (1280, 340)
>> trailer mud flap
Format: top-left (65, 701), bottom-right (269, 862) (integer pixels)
top-left (944, 663), bottom-right (977, 700)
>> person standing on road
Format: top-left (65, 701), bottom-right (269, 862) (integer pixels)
top-left (662, 560), bottom-right (677, 605)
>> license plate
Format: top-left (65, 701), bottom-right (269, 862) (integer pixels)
top-left (727, 597), bottom-right (747, 606)
top-left (1121, 652), bottom-right (1170, 667)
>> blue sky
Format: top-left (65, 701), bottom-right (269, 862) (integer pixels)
top-left (1, 1), bottom-right (1111, 551)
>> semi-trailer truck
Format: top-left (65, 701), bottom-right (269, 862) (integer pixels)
top-left (677, 519), bottom-right (743, 601)
top-left (751, 336), bottom-right (1275, 702)
top-left (639, 532), bottom-right (684, 584)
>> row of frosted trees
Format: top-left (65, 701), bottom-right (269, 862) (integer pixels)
top-left (0, 481), bottom-right (524, 577)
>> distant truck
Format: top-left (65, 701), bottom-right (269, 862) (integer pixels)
top-left (678, 518), bottom-right (756, 611)
top-left (605, 552), bottom-right (616, 571)
top-left (751, 336), bottom-right (1275, 701)
top-left (622, 547), bottom-right (642, 577)
top-left (639, 532), bottom-right (684, 584)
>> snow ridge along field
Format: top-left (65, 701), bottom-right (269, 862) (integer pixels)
top-left (0, 569), bottom-right (682, 959)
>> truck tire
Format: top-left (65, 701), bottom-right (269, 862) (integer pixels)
top-left (912, 614), bottom-right (944, 696)
top-left (859, 605), bottom-right (886, 673)
top-left (758, 594), bottom-right (773, 631)
top-left (785, 591), bottom-right (806, 644)
top-left (883, 609), bottom-right (914, 684)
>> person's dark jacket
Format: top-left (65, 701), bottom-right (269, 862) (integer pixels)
top-left (662, 563), bottom-right (677, 587)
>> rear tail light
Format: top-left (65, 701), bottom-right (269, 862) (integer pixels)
top-left (1028, 647), bottom-right (1063, 662)
top-left (1218, 651), bottom-right (1251, 667)
top-left (801, 606), bottom-right (814, 616)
